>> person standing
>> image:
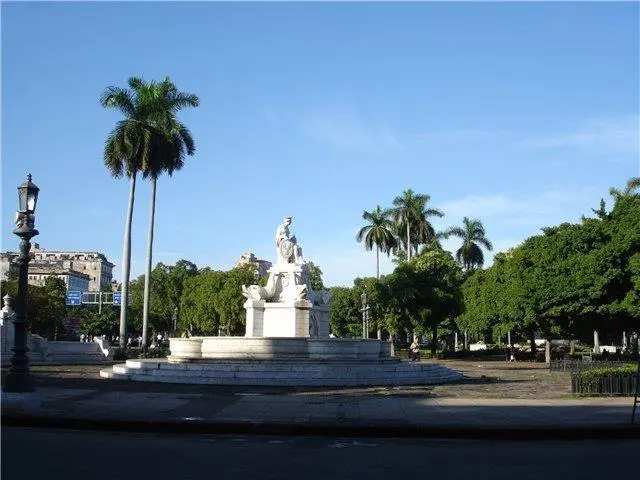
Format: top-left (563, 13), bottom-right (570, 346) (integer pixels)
top-left (410, 338), bottom-right (421, 362)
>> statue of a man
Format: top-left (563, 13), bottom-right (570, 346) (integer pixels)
top-left (275, 216), bottom-right (303, 264)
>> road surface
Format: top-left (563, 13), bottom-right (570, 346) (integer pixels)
top-left (3, 427), bottom-right (638, 480)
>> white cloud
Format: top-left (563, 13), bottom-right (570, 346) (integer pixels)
top-left (433, 185), bottom-right (606, 269)
top-left (301, 111), bottom-right (401, 152)
top-left (517, 115), bottom-right (639, 154)
top-left (437, 186), bottom-right (598, 228)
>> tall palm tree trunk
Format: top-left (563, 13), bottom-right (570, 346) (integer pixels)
top-left (406, 222), bottom-right (411, 261)
top-left (142, 176), bottom-right (157, 350)
top-left (376, 245), bottom-right (381, 340)
top-left (119, 173), bottom-right (137, 349)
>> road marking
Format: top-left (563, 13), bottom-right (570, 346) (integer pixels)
top-left (330, 440), bottom-right (378, 449)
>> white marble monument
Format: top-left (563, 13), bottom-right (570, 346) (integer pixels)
top-left (241, 216), bottom-right (331, 339)
top-left (100, 217), bottom-right (463, 387)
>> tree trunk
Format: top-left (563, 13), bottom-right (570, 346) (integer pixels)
top-left (545, 339), bottom-right (551, 364)
top-left (119, 173), bottom-right (137, 349)
top-left (375, 245), bottom-right (381, 339)
top-left (529, 329), bottom-right (536, 357)
top-left (406, 222), bottom-right (411, 261)
top-left (142, 176), bottom-right (157, 350)
top-left (431, 325), bottom-right (438, 355)
top-left (569, 340), bottom-right (575, 356)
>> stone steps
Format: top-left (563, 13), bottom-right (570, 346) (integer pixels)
top-left (100, 359), bottom-right (462, 387)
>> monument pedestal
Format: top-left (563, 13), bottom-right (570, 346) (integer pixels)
top-left (245, 299), bottom-right (313, 338)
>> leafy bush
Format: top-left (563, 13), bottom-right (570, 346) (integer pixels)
top-left (136, 346), bottom-right (171, 359)
top-left (575, 364), bottom-right (638, 388)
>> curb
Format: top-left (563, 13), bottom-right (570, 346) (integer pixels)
top-left (3, 414), bottom-right (640, 440)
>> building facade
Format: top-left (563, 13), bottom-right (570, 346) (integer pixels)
top-left (27, 265), bottom-right (91, 292)
top-left (235, 252), bottom-right (272, 279)
top-left (0, 244), bottom-right (114, 292)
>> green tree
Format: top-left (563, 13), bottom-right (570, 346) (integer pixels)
top-left (1, 277), bottom-right (66, 340)
top-left (387, 249), bottom-right (463, 353)
top-left (214, 265), bottom-right (258, 335)
top-left (353, 276), bottom-right (387, 339)
top-left (139, 78), bottom-right (200, 349)
top-left (79, 307), bottom-right (119, 338)
top-left (328, 286), bottom-right (362, 338)
top-left (392, 189), bottom-right (443, 261)
top-left (306, 261), bottom-right (325, 291)
top-left (356, 205), bottom-right (396, 279)
top-left (179, 268), bottom-right (227, 335)
top-left (443, 217), bottom-right (493, 271)
top-left (130, 260), bottom-right (199, 336)
top-left (101, 77), bottom-right (158, 348)
top-left (609, 176), bottom-right (640, 202)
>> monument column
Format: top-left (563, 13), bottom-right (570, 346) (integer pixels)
top-left (244, 300), bottom-right (265, 337)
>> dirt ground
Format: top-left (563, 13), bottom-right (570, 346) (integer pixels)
top-left (427, 360), bottom-right (572, 399)
top-left (3, 359), bottom-right (573, 399)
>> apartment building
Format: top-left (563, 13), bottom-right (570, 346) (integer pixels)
top-left (235, 252), bottom-right (272, 279)
top-left (0, 244), bottom-right (114, 291)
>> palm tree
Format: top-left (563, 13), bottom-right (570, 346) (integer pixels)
top-left (392, 189), bottom-right (443, 261)
top-left (418, 231), bottom-right (447, 253)
top-left (443, 217), bottom-right (493, 271)
top-left (609, 176), bottom-right (640, 202)
top-left (356, 205), bottom-right (396, 279)
top-left (138, 79), bottom-right (199, 350)
top-left (411, 196), bottom-right (444, 255)
top-left (101, 77), bottom-right (198, 349)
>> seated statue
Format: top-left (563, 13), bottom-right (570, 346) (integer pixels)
top-left (275, 216), bottom-right (304, 264)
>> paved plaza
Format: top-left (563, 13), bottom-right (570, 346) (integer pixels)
top-left (3, 361), bottom-right (639, 437)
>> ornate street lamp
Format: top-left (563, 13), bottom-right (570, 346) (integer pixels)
top-left (4, 174), bottom-right (39, 393)
top-left (361, 292), bottom-right (369, 339)
top-left (172, 307), bottom-right (179, 337)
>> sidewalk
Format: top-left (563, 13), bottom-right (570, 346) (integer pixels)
top-left (3, 381), bottom-right (639, 439)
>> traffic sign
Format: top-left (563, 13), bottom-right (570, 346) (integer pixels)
top-left (66, 291), bottom-right (82, 306)
top-left (112, 292), bottom-right (132, 306)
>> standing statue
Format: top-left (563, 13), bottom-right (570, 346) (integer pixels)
top-left (275, 216), bottom-right (304, 264)
top-left (242, 216), bottom-right (333, 338)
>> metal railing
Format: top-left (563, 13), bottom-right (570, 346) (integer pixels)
top-left (571, 373), bottom-right (638, 396)
top-left (549, 359), bottom-right (631, 373)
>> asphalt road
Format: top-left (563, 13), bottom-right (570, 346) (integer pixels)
top-left (3, 427), bottom-right (638, 480)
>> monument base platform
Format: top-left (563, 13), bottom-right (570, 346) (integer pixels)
top-left (100, 357), bottom-right (462, 387)
top-left (167, 337), bottom-right (393, 361)
top-left (99, 337), bottom-right (462, 386)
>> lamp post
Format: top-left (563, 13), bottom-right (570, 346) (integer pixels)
top-left (4, 174), bottom-right (39, 393)
top-left (360, 292), bottom-right (370, 339)
top-left (172, 307), bottom-right (179, 337)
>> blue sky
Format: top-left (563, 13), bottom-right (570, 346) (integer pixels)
top-left (2, 1), bottom-right (639, 287)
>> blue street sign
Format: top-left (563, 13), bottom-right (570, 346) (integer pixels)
top-left (66, 291), bottom-right (82, 306)
top-left (112, 292), bottom-right (131, 306)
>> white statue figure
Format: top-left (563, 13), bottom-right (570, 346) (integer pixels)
top-left (1, 294), bottom-right (16, 354)
top-left (275, 216), bottom-right (304, 265)
top-left (1, 294), bottom-right (15, 327)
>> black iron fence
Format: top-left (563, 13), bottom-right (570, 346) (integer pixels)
top-left (549, 359), bottom-right (632, 373)
top-left (571, 373), bottom-right (638, 396)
